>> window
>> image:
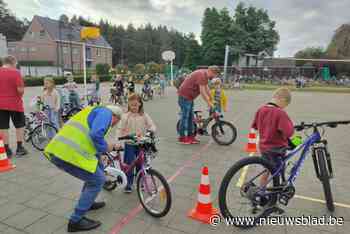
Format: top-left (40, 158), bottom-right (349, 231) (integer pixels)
top-left (30, 47), bottom-right (37, 52)
top-left (39, 30), bottom-right (45, 38)
top-left (96, 48), bottom-right (101, 56)
top-left (73, 48), bottom-right (80, 55)
top-left (21, 47), bottom-right (27, 52)
top-left (63, 47), bottom-right (68, 54)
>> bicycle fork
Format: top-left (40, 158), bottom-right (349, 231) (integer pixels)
top-left (311, 140), bottom-right (334, 180)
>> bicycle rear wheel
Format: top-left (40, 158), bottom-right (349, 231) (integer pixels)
top-left (137, 168), bottom-right (172, 217)
top-left (316, 149), bottom-right (335, 212)
top-left (31, 123), bottom-right (57, 151)
top-left (219, 157), bottom-right (279, 228)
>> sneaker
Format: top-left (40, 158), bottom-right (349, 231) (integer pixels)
top-left (124, 186), bottom-right (132, 193)
top-left (179, 136), bottom-right (192, 145)
top-left (88, 201), bottom-right (106, 211)
top-left (67, 217), bottom-right (101, 232)
top-left (16, 146), bottom-right (28, 157)
top-left (189, 136), bottom-right (200, 144)
top-left (6, 148), bottom-right (13, 159)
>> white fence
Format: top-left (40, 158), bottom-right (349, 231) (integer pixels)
top-left (20, 66), bottom-right (63, 77)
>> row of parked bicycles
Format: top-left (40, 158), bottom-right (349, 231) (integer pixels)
top-left (110, 82), bottom-right (163, 106)
top-left (24, 88), bottom-right (102, 151)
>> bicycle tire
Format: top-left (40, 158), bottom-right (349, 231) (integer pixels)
top-left (316, 149), bottom-right (335, 212)
top-left (136, 168), bottom-right (172, 217)
top-left (211, 120), bottom-right (237, 145)
top-left (141, 92), bottom-right (148, 102)
top-left (31, 123), bottom-right (57, 151)
top-left (218, 156), bottom-right (279, 228)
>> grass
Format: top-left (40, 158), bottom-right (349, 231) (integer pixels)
top-left (234, 83), bottom-right (350, 93)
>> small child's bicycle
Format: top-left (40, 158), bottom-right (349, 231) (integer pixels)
top-left (101, 131), bottom-right (172, 217)
top-left (218, 120), bottom-right (350, 228)
top-left (176, 109), bottom-right (237, 145)
top-left (25, 103), bottom-right (58, 151)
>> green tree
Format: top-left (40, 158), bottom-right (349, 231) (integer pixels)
top-left (0, 0), bottom-right (28, 41)
top-left (201, 7), bottom-right (222, 65)
top-left (295, 47), bottom-right (325, 59)
top-left (184, 33), bottom-right (202, 70)
top-left (200, 2), bottom-right (279, 65)
top-left (234, 2), bottom-right (279, 55)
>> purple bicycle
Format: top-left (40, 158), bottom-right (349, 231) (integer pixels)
top-left (101, 131), bottom-right (172, 217)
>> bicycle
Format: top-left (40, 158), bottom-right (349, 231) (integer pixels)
top-left (218, 120), bottom-right (350, 228)
top-left (61, 102), bottom-right (82, 123)
top-left (109, 87), bottom-right (124, 105)
top-left (24, 104), bottom-right (58, 151)
top-left (176, 109), bottom-right (237, 145)
top-left (101, 131), bottom-right (172, 217)
top-left (141, 85), bottom-right (154, 102)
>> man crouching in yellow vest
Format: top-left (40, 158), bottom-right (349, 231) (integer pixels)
top-left (44, 105), bottom-right (123, 232)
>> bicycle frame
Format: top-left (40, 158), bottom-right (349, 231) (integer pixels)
top-left (194, 110), bottom-right (222, 132)
top-left (105, 147), bottom-right (158, 193)
top-left (106, 149), bottom-right (146, 175)
top-left (261, 129), bottom-right (322, 190)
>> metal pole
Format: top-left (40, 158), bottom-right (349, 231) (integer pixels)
top-left (223, 45), bottom-right (229, 83)
top-left (170, 59), bottom-right (173, 86)
top-left (83, 42), bottom-right (87, 105)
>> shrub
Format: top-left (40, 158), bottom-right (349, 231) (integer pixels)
top-left (133, 64), bottom-right (146, 75)
top-left (96, 63), bottom-right (110, 76)
top-left (19, 61), bottom-right (54, 66)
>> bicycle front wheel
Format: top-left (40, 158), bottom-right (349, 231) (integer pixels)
top-left (142, 93), bottom-right (149, 102)
top-left (137, 168), bottom-right (172, 217)
top-left (219, 156), bottom-right (279, 228)
top-left (211, 120), bottom-right (237, 145)
top-left (316, 149), bottom-right (335, 212)
top-left (31, 123), bottom-right (57, 151)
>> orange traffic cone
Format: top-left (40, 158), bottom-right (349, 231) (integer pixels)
top-left (244, 129), bottom-right (257, 153)
top-left (0, 135), bottom-right (15, 173)
top-left (188, 166), bottom-right (218, 224)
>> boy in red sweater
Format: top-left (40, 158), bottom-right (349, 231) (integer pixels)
top-left (251, 87), bottom-right (294, 185)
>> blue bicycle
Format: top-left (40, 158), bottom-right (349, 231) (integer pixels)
top-left (218, 120), bottom-right (350, 228)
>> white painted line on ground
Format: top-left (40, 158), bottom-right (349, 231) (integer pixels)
top-left (295, 194), bottom-right (350, 209)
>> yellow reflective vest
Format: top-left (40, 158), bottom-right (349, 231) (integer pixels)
top-left (44, 106), bottom-right (101, 173)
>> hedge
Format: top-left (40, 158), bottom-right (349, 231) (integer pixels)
top-left (24, 74), bottom-right (112, 86)
top-left (19, 61), bottom-right (54, 66)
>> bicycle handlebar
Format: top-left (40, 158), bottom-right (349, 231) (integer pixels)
top-left (117, 131), bottom-right (156, 143)
top-left (295, 120), bottom-right (350, 131)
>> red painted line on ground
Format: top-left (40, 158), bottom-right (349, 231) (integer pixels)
top-left (109, 141), bottom-right (212, 234)
top-left (109, 112), bottom-right (244, 234)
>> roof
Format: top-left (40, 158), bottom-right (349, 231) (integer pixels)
top-left (263, 58), bottom-right (296, 67)
top-left (34, 15), bottom-right (112, 49)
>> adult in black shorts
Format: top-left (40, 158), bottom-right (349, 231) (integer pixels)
top-left (0, 56), bottom-right (28, 157)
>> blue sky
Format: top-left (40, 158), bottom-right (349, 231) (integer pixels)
top-left (5, 0), bottom-right (349, 57)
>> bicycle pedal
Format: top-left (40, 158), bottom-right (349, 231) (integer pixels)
top-left (279, 196), bottom-right (289, 206)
